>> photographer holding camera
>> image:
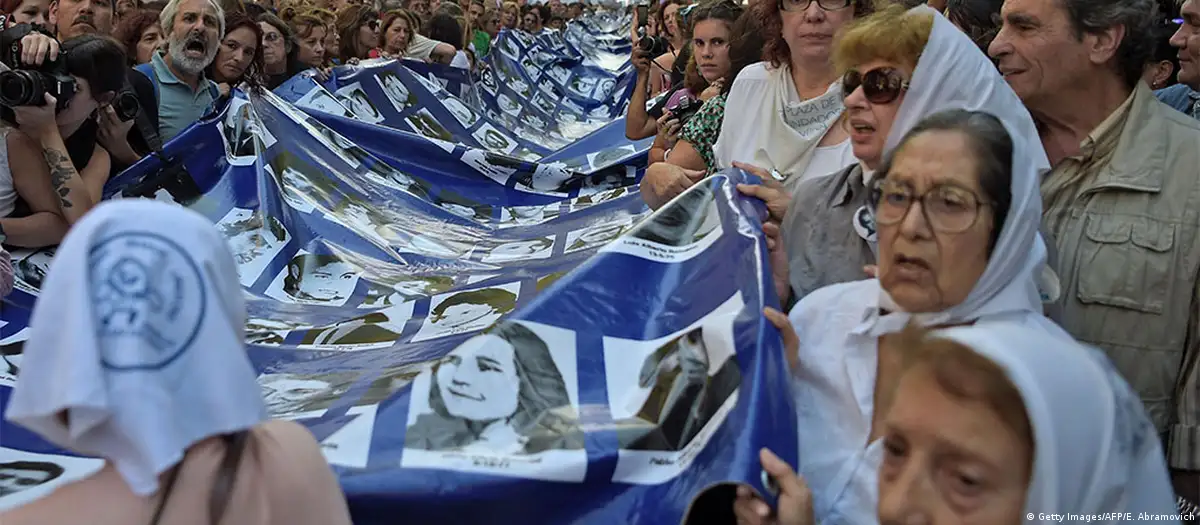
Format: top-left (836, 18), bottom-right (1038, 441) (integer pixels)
top-left (0, 31), bottom-right (128, 247)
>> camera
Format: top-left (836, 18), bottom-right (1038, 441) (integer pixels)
top-left (670, 96), bottom-right (703, 124)
top-left (111, 89), bottom-right (140, 122)
top-left (0, 24), bottom-right (75, 113)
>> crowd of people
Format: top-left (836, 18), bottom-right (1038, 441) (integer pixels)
top-left (0, 0), bottom-right (1197, 521)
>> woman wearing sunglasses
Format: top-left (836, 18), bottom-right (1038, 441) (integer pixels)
top-left (335, 5), bottom-right (380, 63)
top-left (733, 5), bottom-right (1055, 524)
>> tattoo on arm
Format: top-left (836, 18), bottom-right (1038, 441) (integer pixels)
top-left (42, 148), bottom-right (74, 209)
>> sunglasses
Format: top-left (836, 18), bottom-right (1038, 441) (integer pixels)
top-left (366, 19), bottom-right (380, 30)
top-left (841, 67), bottom-right (909, 105)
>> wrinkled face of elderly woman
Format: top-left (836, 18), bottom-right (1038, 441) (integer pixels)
top-left (875, 130), bottom-right (995, 313)
top-left (436, 334), bottom-right (521, 422)
top-left (878, 338), bottom-right (1032, 524)
top-left (844, 58), bottom-right (910, 170)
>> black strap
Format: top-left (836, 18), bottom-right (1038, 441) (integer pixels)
top-left (148, 431), bottom-right (252, 525)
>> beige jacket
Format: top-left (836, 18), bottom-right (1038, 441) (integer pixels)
top-left (1044, 83), bottom-right (1200, 470)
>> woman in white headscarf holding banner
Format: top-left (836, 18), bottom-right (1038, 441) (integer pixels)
top-left (0, 200), bottom-right (351, 525)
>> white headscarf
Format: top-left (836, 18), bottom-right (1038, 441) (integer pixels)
top-left (934, 323), bottom-right (1178, 520)
top-left (866, 6), bottom-right (1053, 335)
top-left (5, 200), bottom-right (266, 497)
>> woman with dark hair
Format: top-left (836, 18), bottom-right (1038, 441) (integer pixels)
top-left (426, 12), bottom-right (469, 68)
top-left (1145, 18), bottom-right (1182, 90)
top-left (738, 105), bottom-right (1052, 524)
top-left (335, 5), bottom-right (380, 62)
top-left (405, 321), bottom-right (584, 455)
top-left (258, 12), bottom-right (295, 89)
top-left (644, 2), bottom-right (759, 183)
top-left (944, 0), bottom-right (1003, 54)
top-left (208, 11), bottom-right (264, 94)
top-left (113, 9), bottom-right (165, 65)
top-left (1, 35), bottom-right (128, 247)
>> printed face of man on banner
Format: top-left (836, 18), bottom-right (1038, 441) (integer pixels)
top-left (0, 461), bottom-right (63, 498)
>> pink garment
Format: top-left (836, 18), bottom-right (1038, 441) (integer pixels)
top-left (665, 88), bottom-right (695, 112)
top-left (0, 421), bottom-right (353, 525)
top-left (0, 246), bottom-right (12, 297)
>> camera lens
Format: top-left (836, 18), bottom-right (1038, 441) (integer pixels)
top-left (638, 35), bottom-right (654, 51)
top-left (112, 91), bottom-right (140, 122)
top-left (0, 70), bottom-right (45, 107)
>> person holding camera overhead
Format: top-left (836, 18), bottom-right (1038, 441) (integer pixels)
top-left (0, 32), bottom-right (127, 248)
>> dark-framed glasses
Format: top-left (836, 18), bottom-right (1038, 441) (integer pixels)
top-left (871, 179), bottom-right (992, 234)
top-left (842, 67), bottom-right (909, 105)
top-left (778, 0), bottom-right (851, 12)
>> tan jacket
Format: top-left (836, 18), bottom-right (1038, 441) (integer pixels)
top-left (1044, 83), bottom-right (1200, 470)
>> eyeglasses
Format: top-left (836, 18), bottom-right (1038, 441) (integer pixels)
top-left (778, 0), bottom-right (851, 13)
top-left (842, 67), bottom-right (909, 105)
top-left (366, 19), bottom-right (380, 30)
top-left (871, 179), bottom-right (992, 234)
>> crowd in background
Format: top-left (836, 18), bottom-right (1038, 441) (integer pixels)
top-left (0, 0), bottom-right (1197, 521)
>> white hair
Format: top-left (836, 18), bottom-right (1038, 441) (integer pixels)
top-left (159, 0), bottom-right (226, 37)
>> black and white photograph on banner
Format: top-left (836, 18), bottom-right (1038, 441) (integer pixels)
top-left (221, 98), bottom-right (276, 164)
top-left (471, 123), bottom-right (518, 154)
top-left (606, 295), bottom-right (743, 484)
top-left (295, 85), bottom-right (354, 118)
top-left (258, 370), bottom-right (362, 419)
top-left (442, 97), bottom-right (479, 128)
top-left (587, 145), bottom-right (638, 171)
top-left (560, 97), bottom-right (585, 115)
top-left (0, 448), bottom-right (104, 511)
top-left (265, 251), bottom-right (363, 307)
top-left (606, 183), bottom-right (724, 263)
top-left (509, 78), bottom-right (532, 98)
top-left (0, 330), bottom-right (28, 384)
top-left (536, 78), bottom-right (557, 96)
top-left (531, 49), bottom-right (556, 68)
top-left (578, 166), bottom-right (637, 197)
top-left (404, 108), bottom-right (454, 142)
top-left (245, 317), bottom-right (311, 346)
top-left (398, 234), bottom-right (477, 260)
top-left (519, 55), bottom-right (538, 75)
top-left (546, 65), bottom-right (571, 85)
top-left (361, 274), bottom-right (456, 308)
top-left (433, 190), bottom-right (495, 223)
top-left (335, 82), bottom-right (385, 124)
top-left (410, 282), bottom-right (521, 342)
top-left (216, 207), bottom-right (290, 287)
top-left (298, 116), bottom-right (363, 169)
top-left (413, 72), bottom-right (447, 95)
top-left (513, 162), bottom-right (584, 195)
top-left (294, 302), bottom-right (415, 349)
top-left (497, 36), bottom-right (520, 60)
top-left (564, 218), bottom-right (634, 253)
top-left (401, 321), bottom-right (587, 482)
top-left (568, 76), bottom-right (598, 97)
top-left (596, 79), bottom-right (616, 98)
top-left (479, 235), bottom-right (556, 264)
top-left (520, 111), bottom-right (547, 131)
top-left (377, 71), bottom-right (416, 112)
top-left (497, 92), bottom-right (522, 117)
top-left (363, 162), bottom-right (434, 200)
top-left (459, 149), bottom-right (518, 185)
top-left (479, 66), bottom-right (499, 93)
top-left (12, 247), bottom-right (54, 292)
top-left (531, 92), bottom-right (558, 114)
top-left (499, 204), bottom-right (561, 228)
top-left (325, 200), bottom-right (408, 246)
top-left (269, 152), bottom-right (343, 213)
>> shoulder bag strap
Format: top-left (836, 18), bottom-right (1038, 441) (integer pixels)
top-left (148, 430), bottom-right (252, 525)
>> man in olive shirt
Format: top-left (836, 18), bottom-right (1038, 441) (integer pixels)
top-left (992, 0), bottom-right (1200, 498)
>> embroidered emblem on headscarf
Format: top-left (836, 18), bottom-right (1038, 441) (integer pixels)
top-left (90, 232), bottom-right (207, 370)
top-left (853, 205), bottom-right (876, 243)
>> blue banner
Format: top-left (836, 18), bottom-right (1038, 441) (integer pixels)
top-left (0, 22), bottom-right (796, 525)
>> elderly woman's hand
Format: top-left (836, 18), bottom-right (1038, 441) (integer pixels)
top-left (762, 222), bottom-right (792, 307)
top-left (763, 306), bottom-right (797, 369)
top-left (733, 449), bottom-right (814, 525)
top-left (734, 162), bottom-right (791, 225)
top-left (640, 162), bottom-right (706, 210)
top-left (700, 77), bottom-right (724, 101)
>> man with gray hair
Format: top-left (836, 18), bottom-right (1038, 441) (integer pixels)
top-left (1158, 0), bottom-right (1200, 119)
top-left (991, 0), bottom-right (1200, 499)
top-left (132, 0), bottom-right (224, 143)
